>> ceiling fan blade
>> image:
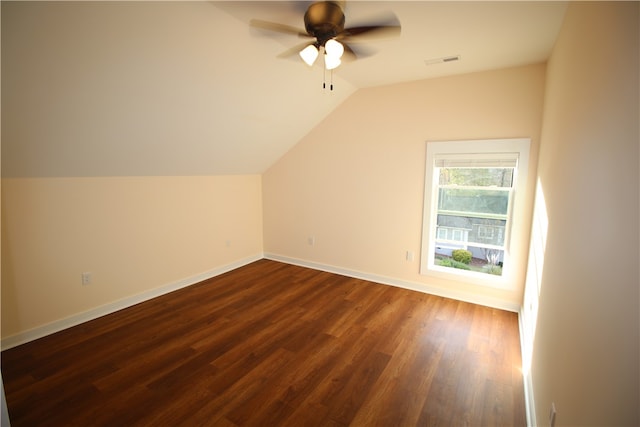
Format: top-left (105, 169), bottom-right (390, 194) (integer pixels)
top-left (341, 43), bottom-right (357, 61)
top-left (339, 24), bottom-right (401, 39)
top-left (276, 41), bottom-right (317, 60)
top-left (338, 10), bottom-right (401, 40)
top-left (341, 42), bottom-right (376, 62)
top-left (249, 19), bottom-right (312, 38)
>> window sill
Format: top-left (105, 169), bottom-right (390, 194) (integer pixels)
top-left (420, 263), bottom-right (512, 290)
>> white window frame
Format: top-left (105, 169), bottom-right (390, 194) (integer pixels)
top-left (420, 138), bottom-right (530, 288)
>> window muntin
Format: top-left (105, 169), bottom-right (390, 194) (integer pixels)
top-left (435, 168), bottom-right (512, 276)
top-left (421, 139), bottom-right (530, 287)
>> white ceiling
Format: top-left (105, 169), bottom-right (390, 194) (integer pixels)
top-left (2, 1), bottom-right (567, 177)
top-left (220, 1), bottom-right (568, 88)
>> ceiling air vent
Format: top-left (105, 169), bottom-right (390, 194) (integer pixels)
top-left (424, 55), bottom-right (461, 66)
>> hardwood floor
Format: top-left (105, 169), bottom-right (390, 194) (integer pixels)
top-left (2, 259), bottom-right (526, 426)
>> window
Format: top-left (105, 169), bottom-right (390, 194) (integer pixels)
top-left (421, 138), bottom-right (530, 287)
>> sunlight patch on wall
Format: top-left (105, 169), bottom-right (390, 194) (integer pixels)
top-left (521, 178), bottom-right (549, 376)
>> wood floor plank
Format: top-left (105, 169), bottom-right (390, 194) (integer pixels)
top-left (2, 259), bottom-right (526, 426)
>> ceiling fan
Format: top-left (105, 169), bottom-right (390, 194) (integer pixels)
top-left (250, 1), bottom-right (401, 71)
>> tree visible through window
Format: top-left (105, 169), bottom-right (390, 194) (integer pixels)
top-left (421, 139), bottom-right (530, 286)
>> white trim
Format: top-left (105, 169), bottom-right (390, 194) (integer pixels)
top-left (0, 254), bottom-right (263, 350)
top-left (519, 306), bottom-right (537, 427)
top-left (264, 253), bottom-right (520, 313)
top-left (420, 138), bottom-right (531, 290)
top-left (2, 252), bottom-right (522, 349)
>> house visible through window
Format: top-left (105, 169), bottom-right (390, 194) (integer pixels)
top-left (421, 138), bottom-right (530, 286)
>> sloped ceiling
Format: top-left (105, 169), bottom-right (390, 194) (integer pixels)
top-left (1, 1), bottom-right (567, 178)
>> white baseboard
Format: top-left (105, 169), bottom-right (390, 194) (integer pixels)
top-left (264, 253), bottom-right (521, 313)
top-left (1, 254), bottom-right (263, 350)
top-left (519, 307), bottom-right (537, 427)
top-left (2, 252), bottom-right (521, 351)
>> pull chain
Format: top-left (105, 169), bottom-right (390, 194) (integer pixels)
top-left (323, 66), bottom-right (326, 89)
top-left (322, 65), bottom-right (335, 91)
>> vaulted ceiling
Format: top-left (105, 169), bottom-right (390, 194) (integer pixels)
top-left (1, 1), bottom-right (567, 178)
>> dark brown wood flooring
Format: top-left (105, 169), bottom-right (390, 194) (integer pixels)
top-left (2, 259), bottom-right (526, 426)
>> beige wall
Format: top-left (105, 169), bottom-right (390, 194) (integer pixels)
top-left (263, 64), bottom-right (546, 310)
top-left (0, 1), bottom-right (267, 344)
top-left (1, 175), bottom-right (263, 340)
top-left (528, 2), bottom-right (639, 425)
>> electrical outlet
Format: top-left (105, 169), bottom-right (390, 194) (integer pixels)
top-left (308, 236), bottom-right (315, 246)
top-left (406, 251), bottom-right (415, 262)
top-left (549, 402), bottom-right (557, 427)
top-left (81, 272), bottom-right (92, 286)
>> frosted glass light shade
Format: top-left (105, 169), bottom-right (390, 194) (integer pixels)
top-left (324, 54), bottom-right (341, 70)
top-left (324, 39), bottom-right (344, 59)
top-left (299, 45), bottom-right (319, 66)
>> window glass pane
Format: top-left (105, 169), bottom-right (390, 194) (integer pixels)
top-left (438, 187), bottom-right (510, 216)
top-left (433, 166), bottom-right (513, 277)
top-left (439, 167), bottom-right (513, 187)
top-left (437, 215), bottom-right (506, 247)
top-left (464, 246), bottom-right (504, 275)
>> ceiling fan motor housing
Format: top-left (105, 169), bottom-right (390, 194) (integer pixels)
top-left (304, 2), bottom-right (345, 46)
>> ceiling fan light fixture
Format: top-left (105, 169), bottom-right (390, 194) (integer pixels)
top-left (324, 54), bottom-right (341, 70)
top-left (299, 44), bottom-right (319, 66)
top-left (251, 1), bottom-right (402, 89)
top-left (324, 39), bottom-right (344, 59)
